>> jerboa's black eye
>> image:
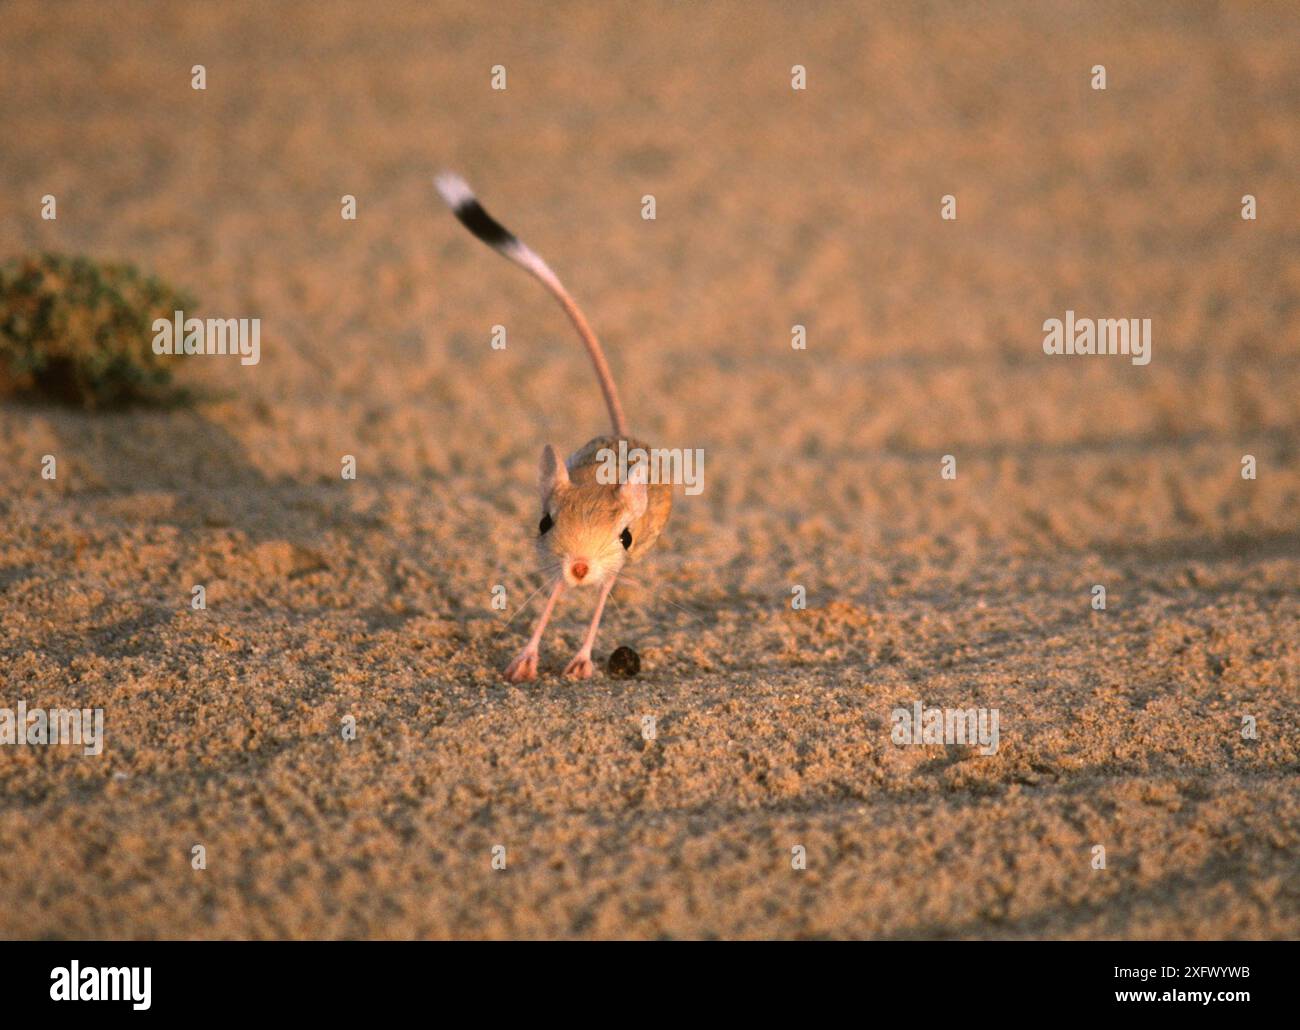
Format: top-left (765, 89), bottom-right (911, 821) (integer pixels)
top-left (620, 527), bottom-right (632, 550)
top-left (539, 513), bottom-right (554, 535)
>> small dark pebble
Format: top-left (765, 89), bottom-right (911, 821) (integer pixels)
top-left (607, 645), bottom-right (641, 678)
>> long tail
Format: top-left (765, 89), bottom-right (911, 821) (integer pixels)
top-left (435, 173), bottom-right (629, 438)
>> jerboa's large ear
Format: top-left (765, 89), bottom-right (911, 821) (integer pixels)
top-left (620, 460), bottom-right (648, 521)
top-left (538, 444), bottom-right (569, 505)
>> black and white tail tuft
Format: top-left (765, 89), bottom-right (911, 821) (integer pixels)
top-left (435, 174), bottom-right (518, 250)
top-left (435, 173), bottom-right (629, 438)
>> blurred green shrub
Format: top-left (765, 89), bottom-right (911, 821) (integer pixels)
top-left (0, 253), bottom-right (194, 408)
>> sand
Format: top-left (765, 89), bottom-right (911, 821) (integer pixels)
top-left (0, 0), bottom-right (1296, 939)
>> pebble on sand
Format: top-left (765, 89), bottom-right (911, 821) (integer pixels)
top-left (607, 646), bottom-right (641, 678)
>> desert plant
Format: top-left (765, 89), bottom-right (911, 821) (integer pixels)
top-left (0, 252), bottom-right (195, 408)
